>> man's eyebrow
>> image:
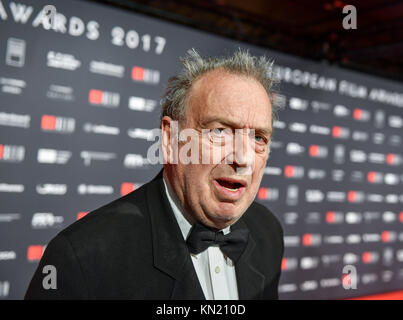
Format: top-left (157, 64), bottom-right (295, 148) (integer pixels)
top-left (202, 117), bottom-right (272, 136)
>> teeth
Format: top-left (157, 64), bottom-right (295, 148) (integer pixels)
top-left (223, 186), bottom-right (238, 192)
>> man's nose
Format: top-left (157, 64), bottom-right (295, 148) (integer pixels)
top-left (233, 130), bottom-right (255, 174)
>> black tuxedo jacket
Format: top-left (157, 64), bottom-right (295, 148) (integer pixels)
top-left (25, 170), bottom-right (284, 299)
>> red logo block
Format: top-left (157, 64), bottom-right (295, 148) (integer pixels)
top-left (76, 211), bottom-right (89, 220)
top-left (41, 115), bottom-right (57, 131)
top-left (120, 182), bottom-right (136, 196)
top-left (131, 67), bottom-right (145, 81)
top-left (27, 245), bottom-right (44, 261)
top-left (89, 89), bottom-right (103, 104)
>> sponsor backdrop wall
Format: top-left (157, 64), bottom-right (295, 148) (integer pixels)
top-left (1, 0), bottom-right (403, 300)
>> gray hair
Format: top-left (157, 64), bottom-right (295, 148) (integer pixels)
top-left (160, 48), bottom-right (281, 125)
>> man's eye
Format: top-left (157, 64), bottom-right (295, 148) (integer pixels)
top-left (254, 135), bottom-right (265, 143)
top-left (212, 128), bottom-right (226, 135)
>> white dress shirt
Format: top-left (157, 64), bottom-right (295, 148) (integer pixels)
top-left (162, 174), bottom-right (239, 300)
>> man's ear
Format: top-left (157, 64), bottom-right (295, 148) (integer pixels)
top-left (161, 116), bottom-right (178, 164)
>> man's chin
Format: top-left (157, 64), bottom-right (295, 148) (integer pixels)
top-left (209, 203), bottom-right (244, 224)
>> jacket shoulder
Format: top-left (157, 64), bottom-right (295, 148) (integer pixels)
top-left (59, 184), bottom-right (149, 243)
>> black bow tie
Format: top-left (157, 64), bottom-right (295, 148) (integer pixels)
top-left (186, 221), bottom-right (249, 263)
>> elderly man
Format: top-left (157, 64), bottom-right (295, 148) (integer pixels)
top-left (25, 49), bottom-right (284, 300)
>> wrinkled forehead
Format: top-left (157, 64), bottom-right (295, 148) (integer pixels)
top-left (186, 70), bottom-right (273, 130)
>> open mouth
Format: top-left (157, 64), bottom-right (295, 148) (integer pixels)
top-left (215, 178), bottom-right (246, 192)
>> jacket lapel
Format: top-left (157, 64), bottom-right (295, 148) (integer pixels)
top-left (232, 218), bottom-right (266, 299)
top-left (146, 170), bottom-right (205, 299)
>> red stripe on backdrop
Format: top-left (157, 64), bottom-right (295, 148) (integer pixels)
top-left (348, 290), bottom-right (403, 300)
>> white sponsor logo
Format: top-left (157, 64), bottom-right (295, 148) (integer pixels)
top-left (300, 257), bottom-right (319, 269)
top-left (264, 166), bottom-right (282, 176)
top-left (332, 169), bottom-right (345, 182)
top-left (0, 144), bottom-right (25, 162)
top-left (308, 169), bottom-right (326, 180)
top-left (369, 152), bottom-right (385, 164)
top-left (306, 212), bottom-right (320, 224)
top-left (343, 253), bottom-right (359, 264)
top-left (327, 191), bottom-right (345, 202)
top-left (373, 132), bottom-right (385, 144)
top-left (345, 212), bottom-right (362, 224)
top-left (320, 278), bottom-right (340, 288)
top-left (90, 60), bottom-right (125, 78)
top-left (36, 184), bottom-right (67, 195)
top-left (128, 96), bottom-right (157, 112)
top-left (334, 144), bottom-right (345, 164)
top-left (350, 150), bottom-right (367, 163)
top-left (286, 142), bottom-right (305, 155)
top-left (367, 193), bottom-right (384, 203)
top-left (273, 120), bottom-right (286, 129)
top-left (374, 110), bottom-right (385, 128)
top-left (0, 251), bottom-right (16, 260)
top-left (284, 236), bottom-right (300, 247)
top-left (311, 101), bottom-right (331, 112)
top-left (37, 148), bottom-right (71, 164)
top-left (309, 125), bottom-right (330, 135)
top-left (383, 211), bottom-right (396, 223)
top-left (47, 84), bottom-right (74, 101)
top-left (77, 184), bottom-right (114, 195)
top-left (0, 213), bottom-right (21, 222)
top-left (5, 37), bottom-right (25, 67)
top-left (0, 183), bottom-right (24, 193)
top-left (346, 234), bottom-right (361, 244)
top-left (288, 122), bottom-right (307, 133)
top-left (47, 51), bottom-right (81, 70)
top-left (305, 189), bottom-right (324, 203)
top-left (333, 104), bottom-right (350, 117)
top-left (362, 273), bottom-right (377, 285)
top-left (0, 281), bottom-right (10, 298)
top-left (0, 77), bottom-right (26, 94)
top-left (286, 185), bottom-right (299, 206)
top-left (273, 94), bottom-right (287, 109)
top-left (351, 171), bottom-right (364, 183)
top-left (364, 211), bottom-right (381, 222)
top-left (322, 254), bottom-right (341, 265)
top-left (352, 131), bottom-right (369, 141)
top-left (300, 280), bottom-right (318, 291)
top-left (389, 115), bottom-right (403, 128)
top-left (381, 271), bottom-right (393, 282)
top-left (278, 284), bottom-right (297, 293)
top-left (283, 258), bottom-right (298, 271)
top-left (362, 233), bottom-right (381, 243)
top-left (389, 135), bottom-right (401, 146)
top-left (384, 173), bottom-right (399, 185)
top-left (83, 123), bottom-right (120, 135)
top-left (289, 97), bottom-right (308, 111)
top-left (284, 212), bottom-right (298, 225)
top-left (31, 212), bottom-right (64, 228)
top-left (0, 112), bottom-right (30, 128)
top-left (385, 194), bottom-right (399, 204)
top-left (324, 235), bottom-right (344, 244)
top-left (127, 128), bottom-right (155, 140)
top-left (80, 151), bottom-right (116, 166)
top-left (123, 154), bottom-right (149, 168)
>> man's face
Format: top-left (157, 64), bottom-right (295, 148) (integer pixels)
top-left (162, 69), bottom-right (273, 229)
